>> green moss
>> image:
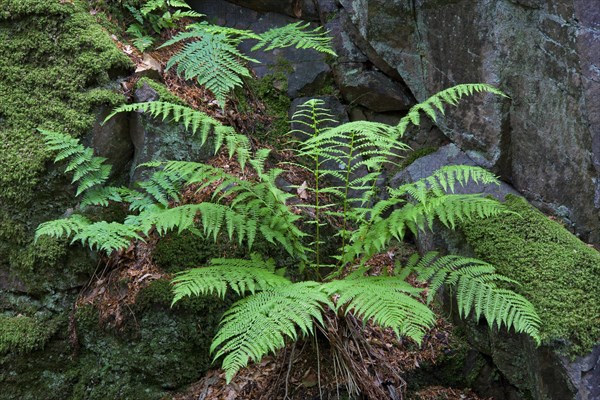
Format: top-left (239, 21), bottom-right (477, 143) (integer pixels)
top-left (136, 77), bottom-right (186, 105)
top-left (402, 146), bottom-right (438, 168)
top-left (241, 72), bottom-right (292, 146)
top-left (153, 232), bottom-right (244, 273)
top-left (0, 315), bottom-right (59, 355)
top-left (0, 0), bottom-right (131, 205)
top-left (0, 0), bottom-right (133, 290)
top-left (461, 195), bottom-right (600, 356)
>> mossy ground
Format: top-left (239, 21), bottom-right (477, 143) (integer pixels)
top-left (461, 195), bottom-right (600, 356)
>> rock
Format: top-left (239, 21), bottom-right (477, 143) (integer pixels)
top-left (86, 105), bottom-right (133, 179)
top-left (390, 143), bottom-right (519, 201)
top-left (222, 0), bottom-right (319, 21)
top-left (334, 63), bottom-right (413, 112)
top-left (189, 0), bottom-right (331, 97)
top-left (392, 146), bottom-right (600, 400)
top-left (129, 82), bottom-right (214, 182)
top-left (340, 0), bottom-right (600, 242)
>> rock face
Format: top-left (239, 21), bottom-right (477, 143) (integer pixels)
top-left (339, 0), bottom-right (600, 242)
top-left (394, 146), bottom-right (600, 400)
top-left (129, 82), bottom-right (214, 182)
top-left (189, 0), bottom-right (332, 98)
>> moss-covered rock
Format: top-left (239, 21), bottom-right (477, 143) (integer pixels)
top-left (0, 315), bottom-right (60, 355)
top-left (462, 195), bottom-right (600, 356)
top-left (0, 0), bottom-right (133, 291)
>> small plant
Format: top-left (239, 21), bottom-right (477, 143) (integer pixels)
top-left (36, 84), bottom-right (541, 390)
top-left (159, 21), bottom-right (336, 106)
top-left (125, 0), bottom-right (202, 52)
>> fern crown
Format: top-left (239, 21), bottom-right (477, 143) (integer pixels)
top-left (37, 84), bottom-right (540, 383)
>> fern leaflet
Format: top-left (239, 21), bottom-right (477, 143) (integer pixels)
top-left (210, 282), bottom-right (333, 383)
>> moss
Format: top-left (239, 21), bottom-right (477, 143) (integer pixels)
top-left (0, 0), bottom-right (131, 205)
top-left (153, 231), bottom-right (245, 273)
top-left (0, 315), bottom-right (59, 355)
top-left (136, 76), bottom-right (186, 105)
top-left (0, 0), bottom-right (133, 290)
top-left (461, 195), bottom-right (600, 356)
top-left (402, 146), bottom-right (438, 168)
top-left (242, 72), bottom-right (292, 146)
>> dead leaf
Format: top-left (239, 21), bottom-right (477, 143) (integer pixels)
top-left (297, 181), bottom-right (309, 200)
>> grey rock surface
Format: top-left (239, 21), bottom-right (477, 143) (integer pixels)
top-left (189, 0), bottom-right (331, 98)
top-left (340, 0), bottom-right (600, 242)
top-left (130, 83), bottom-right (213, 182)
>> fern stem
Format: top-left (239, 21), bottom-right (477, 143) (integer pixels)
top-left (338, 130), bottom-right (356, 267)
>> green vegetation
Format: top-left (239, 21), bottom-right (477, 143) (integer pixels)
top-left (0, 0), bottom-right (132, 292)
top-left (161, 21), bottom-right (336, 106)
top-left (0, 315), bottom-right (59, 355)
top-left (125, 0), bottom-right (202, 52)
top-left (36, 84), bottom-right (541, 386)
top-left (462, 195), bottom-right (600, 355)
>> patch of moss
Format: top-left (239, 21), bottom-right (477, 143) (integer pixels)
top-left (402, 146), bottom-right (438, 169)
top-left (461, 195), bottom-right (600, 356)
top-left (0, 315), bottom-right (59, 355)
top-left (243, 72), bottom-right (292, 146)
top-left (153, 232), bottom-right (245, 273)
top-left (0, 0), bottom-right (133, 290)
top-left (136, 76), bottom-right (186, 105)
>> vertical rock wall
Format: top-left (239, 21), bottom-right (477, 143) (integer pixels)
top-left (337, 0), bottom-right (600, 242)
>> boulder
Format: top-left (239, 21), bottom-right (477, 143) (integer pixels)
top-left (339, 0), bottom-right (600, 242)
top-left (392, 146), bottom-right (600, 400)
top-left (129, 82), bottom-right (214, 182)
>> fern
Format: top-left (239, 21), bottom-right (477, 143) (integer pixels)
top-left (35, 214), bottom-right (91, 242)
top-left (172, 254), bottom-right (290, 302)
top-left (161, 21), bottom-right (335, 107)
top-left (251, 22), bottom-right (336, 56)
top-left (159, 26), bottom-right (256, 106)
top-left (210, 281), bottom-right (333, 383)
top-left (37, 84), bottom-right (542, 388)
top-left (323, 276), bottom-right (436, 343)
top-left (400, 253), bottom-right (542, 344)
top-left (39, 129), bottom-right (111, 197)
top-left (396, 83), bottom-right (508, 137)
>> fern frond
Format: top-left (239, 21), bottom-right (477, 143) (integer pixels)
top-left (396, 84), bottom-right (508, 137)
top-left (159, 27), bottom-right (256, 106)
top-left (38, 129), bottom-right (111, 197)
top-left (323, 277), bottom-right (436, 344)
top-left (71, 221), bottom-right (143, 253)
top-left (403, 253), bottom-right (542, 345)
top-left (172, 255), bottom-right (290, 302)
top-left (211, 282), bottom-right (333, 383)
top-left (252, 21), bottom-right (336, 56)
top-left (104, 102), bottom-right (251, 167)
top-left (35, 214), bottom-right (91, 242)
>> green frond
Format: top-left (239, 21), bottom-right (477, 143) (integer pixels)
top-left (159, 26), bottom-right (256, 106)
top-left (34, 214), bottom-right (91, 242)
top-left (38, 129), bottom-right (111, 197)
top-left (172, 255), bottom-right (290, 302)
top-left (104, 102), bottom-right (251, 167)
top-left (71, 221), bottom-right (143, 253)
top-left (403, 253), bottom-right (542, 345)
top-left (252, 21), bottom-right (336, 56)
top-left (396, 84), bottom-right (508, 137)
top-left (323, 277), bottom-right (436, 343)
top-left (210, 282), bottom-right (333, 383)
